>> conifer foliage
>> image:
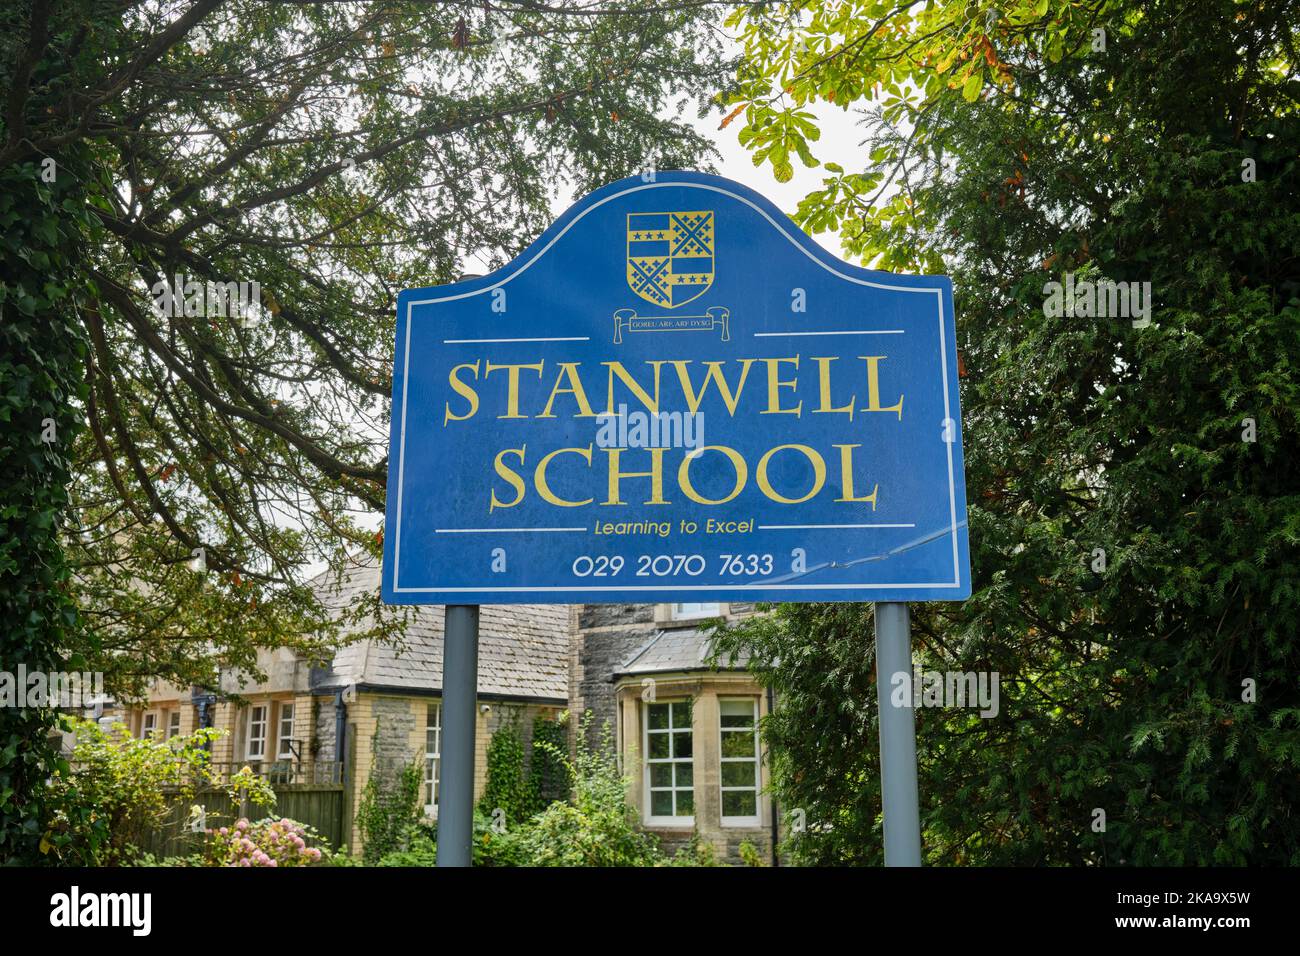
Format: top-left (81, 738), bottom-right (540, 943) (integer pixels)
top-left (718, 0), bottom-right (1300, 864)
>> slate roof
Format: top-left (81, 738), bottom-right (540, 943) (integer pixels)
top-left (308, 555), bottom-right (570, 703)
top-left (615, 626), bottom-right (750, 678)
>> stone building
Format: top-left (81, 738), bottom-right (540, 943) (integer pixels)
top-left (107, 558), bottom-right (775, 862)
top-left (570, 601), bottom-right (777, 863)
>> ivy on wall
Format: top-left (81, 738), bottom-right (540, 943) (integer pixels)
top-left (478, 712), bottom-right (574, 825)
top-left (478, 715), bottom-right (532, 826)
top-left (529, 715), bottom-right (570, 813)
top-left (355, 758), bottom-right (423, 865)
top-left (0, 153), bottom-right (94, 863)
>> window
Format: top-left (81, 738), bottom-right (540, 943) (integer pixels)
top-left (425, 703), bottom-right (442, 815)
top-left (644, 699), bottom-right (693, 823)
top-left (140, 712), bottom-right (158, 739)
top-left (670, 602), bottom-right (721, 621)
top-left (167, 710), bottom-right (181, 739)
top-left (246, 704), bottom-right (268, 759)
top-left (277, 703), bottom-right (296, 759)
top-left (719, 699), bottom-right (761, 824)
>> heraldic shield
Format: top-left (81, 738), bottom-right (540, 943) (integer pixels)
top-left (626, 210), bottom-right (714, 308)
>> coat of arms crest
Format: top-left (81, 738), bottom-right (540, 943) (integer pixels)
top-left (626, 211), bottom-right (714, 308)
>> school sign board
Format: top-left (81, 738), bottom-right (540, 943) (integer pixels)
top-left (382, 172), bottom-right (970, 605)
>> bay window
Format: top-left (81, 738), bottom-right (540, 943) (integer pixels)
top-left (644, 699), bottom-right (693, 823)
top-left (719, 698), bottom-right (760, 825)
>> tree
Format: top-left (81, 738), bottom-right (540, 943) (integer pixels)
top-left (0, 0), bottom-right (730, 860)
top-left (718, 0), bottom-right (1300, 864)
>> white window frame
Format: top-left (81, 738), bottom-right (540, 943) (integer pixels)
top-left (276, 702), bottom-right (296, 759)
top-left (246, 704), bottom-right (268, 760)
top-left (668, 602), bottom-right (722, 621)
top-left (643, 699), bottom-right (694, 826)
top-left (425, 702), bottom-right (442, 817)
top-left (166, 710), bottom-right (181, 739)
top-left (719, 698), bottom-right (762, 827)
top-left (140, 711), bottom-right (159, 739)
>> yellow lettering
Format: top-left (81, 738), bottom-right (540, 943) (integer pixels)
top-left (859, 356), bottom-right (904, 419)
top-left (485, 361), bottom-right (544, 419)
top-left (833, 444), bottom-right (878, 507)
top-left (602, 448), bottom-right (669, 505)
top-left (535, 446), bottom-right (594, 507)
top-left (757, 444), bottom-right (826, 504)
top-left (812, 357), bottom-right (854, 420)
top-left (678, 446), bottom-right (747, 505)
top-left (539, 364), bottom-right (596, 419)
top-left (670, 360), bottom-right (755, 415)
top-left (762, 357), bottom-right (802, 416)
top-left (603, 361), bottom-right (665, 414)
top-left (444, 361), bottom-right (481, 425)
top-left (489, 446), bottom-right (527, 512)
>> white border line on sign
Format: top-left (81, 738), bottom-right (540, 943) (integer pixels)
top-left (758, 523), bottom-right (917, 530)
top-left (753, 330), bottom-right (904, 337)
top-left (435, 527), bottom-right (587, 533)
top-left (442, 336), bottom-right (590, 344)
top-left (393, 181), bottom-right (962, 594)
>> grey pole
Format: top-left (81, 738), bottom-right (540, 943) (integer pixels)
top-left (436, 604), bottom-right (479, 867)
top-left (874, 602), bottom-right (922, 866)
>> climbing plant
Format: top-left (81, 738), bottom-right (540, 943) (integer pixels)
top-left (355, 758), bottom-right (423, 865)
top-left (529, 714), bottom-right (572, 814)
top-left (479, 716), bottom-right (532, 827)
top-left (0, 148), bottom-right (95, 863)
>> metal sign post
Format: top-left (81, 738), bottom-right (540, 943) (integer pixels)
top-left (435, 604), bottom-right (479, 867)
top-left (874, 601), bottom-right (921, 866)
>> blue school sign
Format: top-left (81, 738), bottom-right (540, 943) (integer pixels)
top-left (382, 171), bottom-right (970, 605)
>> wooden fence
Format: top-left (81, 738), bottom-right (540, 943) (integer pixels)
top-left (136, 759), bottom-right (349, 860)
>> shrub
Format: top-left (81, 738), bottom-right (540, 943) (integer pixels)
top-left (43, 718), bottom-right (219, 864)
top-left (227, 765), bottom-right (277, 817)
top-left (666, 835), bottom-right (721, 867)
top-left (208, 817), bottom-right (325, 867)
top-left (376, 811), bottom-right (527, 866)
top-left (376, 828), bottom-right (439, 867)
top-left (737, 840), bottom-right (767, 867)
top-left (511, 714), bottom-right (660, 866)
top-left (368, 713), bottom-right (737, 868)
